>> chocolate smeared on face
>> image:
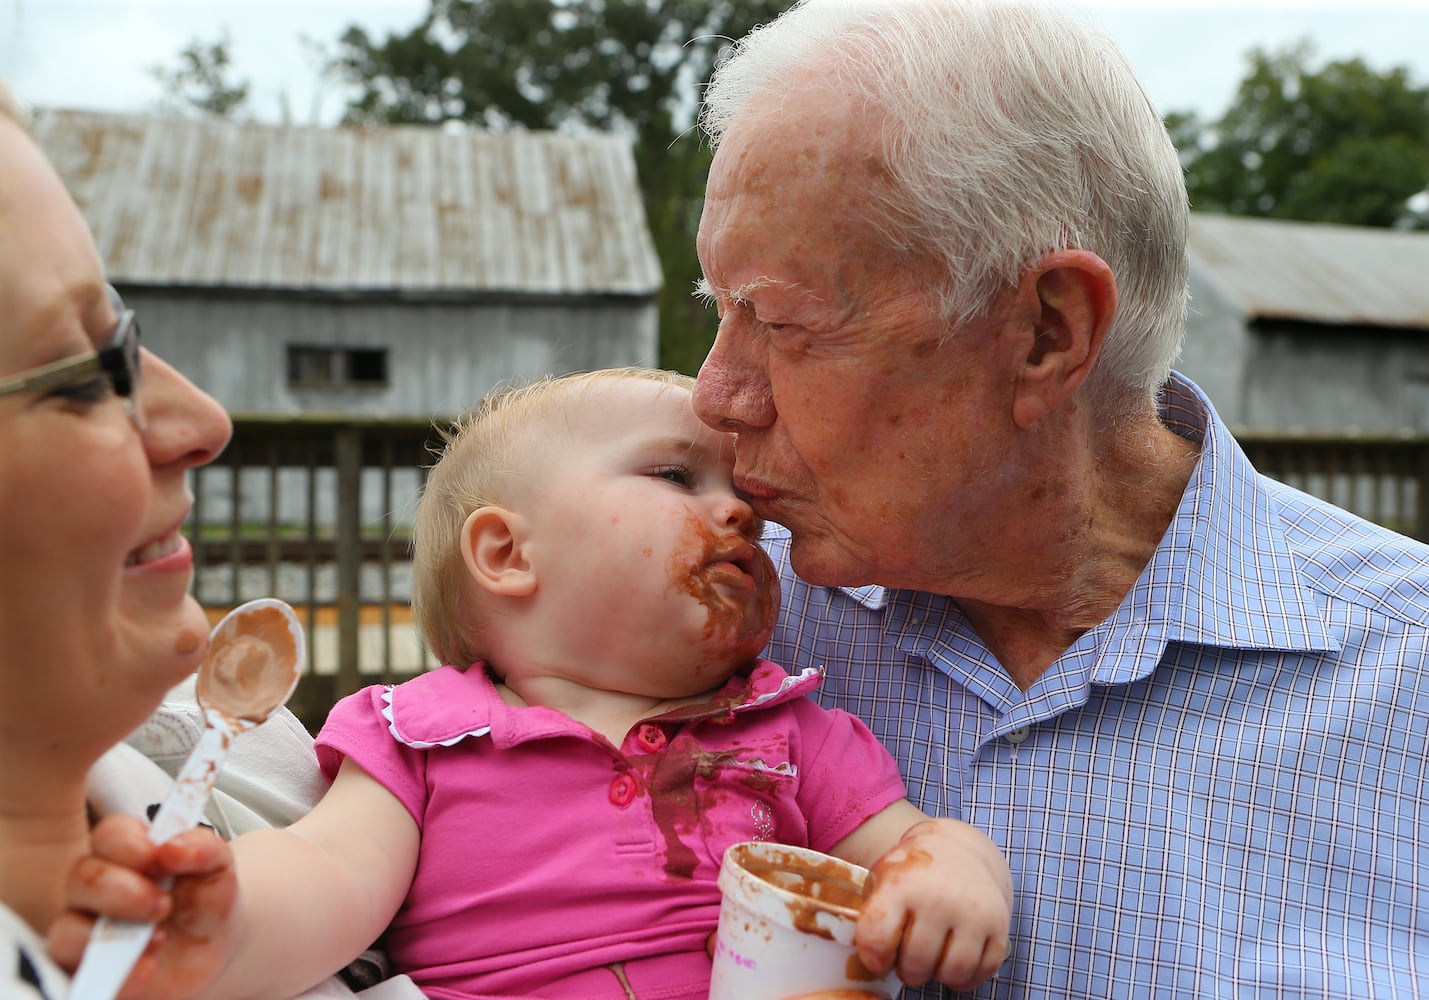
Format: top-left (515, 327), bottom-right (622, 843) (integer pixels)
top-left (667, 513), bottom-right (778, 674)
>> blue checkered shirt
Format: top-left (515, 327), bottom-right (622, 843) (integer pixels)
top-left (766, 372), bottom-right (1429, 998)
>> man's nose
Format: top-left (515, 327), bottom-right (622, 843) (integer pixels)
top-left (694, 330), bottom-right (774, 431)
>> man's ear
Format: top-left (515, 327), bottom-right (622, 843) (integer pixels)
top-left (1011, 249), bottom-right (1117, 429)
top-left (460, 506), bottom-right (536, 597)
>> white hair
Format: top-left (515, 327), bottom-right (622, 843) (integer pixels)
top-left (700, 0), bottom-right (1190, 417)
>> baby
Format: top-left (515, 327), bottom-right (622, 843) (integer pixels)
top-left (60, 368), bottom-right (1012, 999)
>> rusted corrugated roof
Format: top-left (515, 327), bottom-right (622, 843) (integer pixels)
top-left (31, 108), bottom-right (662, 296)
top-left (1189, 213), bottom-right (1429, 330)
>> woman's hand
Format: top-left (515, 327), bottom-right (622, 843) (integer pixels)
top-left (855, 817), bottom-right (1013, 991)
top-left (47, 813), bottom-right (237, 1000)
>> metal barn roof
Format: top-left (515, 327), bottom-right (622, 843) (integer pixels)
top-left (32, 108), bottom-right (662, 297)
top-left (1189, 213), bottom-right (1429, 331)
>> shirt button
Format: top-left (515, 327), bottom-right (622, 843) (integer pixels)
top-left (635, 723), bottom-right (667, 752)
top-left (1005, 727), bottom-right (1031, 745)
top-left (609, 773), bottom-right (638, 807)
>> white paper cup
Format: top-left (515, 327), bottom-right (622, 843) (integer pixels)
top-left (710, 841), bottom-right (902, 1000)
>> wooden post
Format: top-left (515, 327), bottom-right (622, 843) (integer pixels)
top-left (1417, 438), bottom-right (1429, 543)
top-left (335, 427), bottom-right (363, 699)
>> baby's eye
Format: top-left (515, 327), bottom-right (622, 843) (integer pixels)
top-left (651, 465), bottom-right (696, 489)
top-left (49, 376), bottom-right (112, 406)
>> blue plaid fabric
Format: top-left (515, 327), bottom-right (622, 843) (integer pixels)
top-left (766, 372), bottom-right (1429, 999)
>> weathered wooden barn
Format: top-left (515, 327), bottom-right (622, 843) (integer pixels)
top-left (1181, 213), bottom-right (1429, 432)
top-left (32, 109), bottom-right (662, 419)
top-left (32, 109), bottom-right (663, 541)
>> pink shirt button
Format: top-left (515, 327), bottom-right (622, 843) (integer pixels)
top-left (635, 723), bottom-right (667, 752)
top-left (608, 773), bottom-right (638, 807)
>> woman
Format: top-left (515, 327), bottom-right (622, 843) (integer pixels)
top-left (1, 81), bottom-right (435, 1000)
top-left (0, 81), bottom-right (233, 995)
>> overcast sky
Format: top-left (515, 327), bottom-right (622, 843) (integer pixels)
top-left (4, 1), bottom-right (1429, 126)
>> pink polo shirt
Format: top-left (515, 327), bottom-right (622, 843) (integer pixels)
top-left (315, 660), bottom-right (906, 1000)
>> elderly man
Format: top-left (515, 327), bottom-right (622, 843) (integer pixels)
top-left (694, 2), bottom-right (1429, 998)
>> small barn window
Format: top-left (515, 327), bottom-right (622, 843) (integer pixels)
top-left (345, 348), bottom-right (388, 386)
top-left (288, 346), bottom-right (389, 388)
top-left (288, 347), bottom-right (335, 385)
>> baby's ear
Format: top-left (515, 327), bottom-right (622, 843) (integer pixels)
top-left (460, 506), bottom-right (536, 597)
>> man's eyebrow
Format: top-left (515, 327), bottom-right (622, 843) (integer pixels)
top-left (691, 275), bottom-right (791, 304)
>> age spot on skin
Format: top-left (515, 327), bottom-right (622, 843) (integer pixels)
top-left (174, 630), bottom-right (201, 656)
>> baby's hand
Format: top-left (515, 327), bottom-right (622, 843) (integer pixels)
top-left (47, 813), bottom-right (237, 1000)
top-left (855, 818), bottom-right (1012, 991)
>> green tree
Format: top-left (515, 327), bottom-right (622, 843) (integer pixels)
top-left (150, 32), bottom-right (251, 118)
top-left (334, 0), bottom-right (793, 374)
top-left (1170, 40), bottom-right (1429, 229)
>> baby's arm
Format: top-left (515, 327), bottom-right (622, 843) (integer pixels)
top-left (52, 758), bottom-right (418, 1000)
top-left (829, 799), bottom-right (1012, 991)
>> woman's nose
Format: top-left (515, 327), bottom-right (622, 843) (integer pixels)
top-left (138, 349), bottom-right (232, 471)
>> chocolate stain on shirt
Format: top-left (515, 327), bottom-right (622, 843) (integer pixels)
top-left (628, 731), bottom-right (780, 881)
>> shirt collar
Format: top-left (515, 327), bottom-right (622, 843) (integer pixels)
top-left (382, 660), bottom-right (820, 749)
top-left (1124, 373), bottom-right (1338, 662)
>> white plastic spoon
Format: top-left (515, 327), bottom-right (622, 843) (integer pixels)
top-left (70, 597), bottom-right (305, 1000)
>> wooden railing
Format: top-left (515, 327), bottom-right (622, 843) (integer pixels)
top-left (1236, 432), bottom-right (1429, 542)
top-left (189, 415), bottom-right (441, 729)
top-left (191, 419), bottom-right (1429, 730)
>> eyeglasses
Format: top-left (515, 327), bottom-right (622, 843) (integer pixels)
top-left (0, 285), bottom-right (142, 426)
